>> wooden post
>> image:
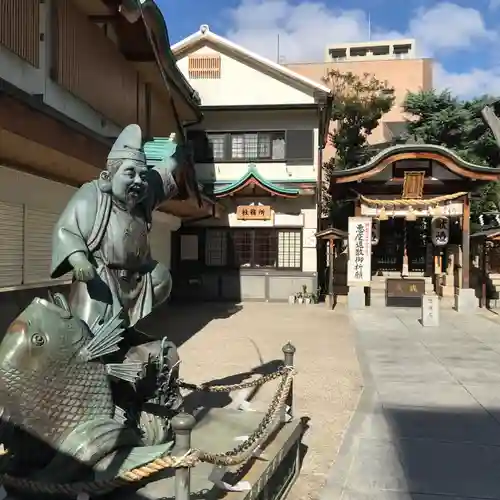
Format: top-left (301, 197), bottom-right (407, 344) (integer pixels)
top-left (328, 237), bottom-right (335, 309)
top-left (354, 197), bottom-right (361, 216)
top-left (171, 413), bottom-right (196, 500)
top-left (462, 195), bottom-right (470, 289)
top-left (281, 342), bottom-right (296, 422)
top-left (481, 238), bottom-right (487, 308)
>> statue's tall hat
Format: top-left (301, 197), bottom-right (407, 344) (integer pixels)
top-left (107, 124), bottom-right (146, 164)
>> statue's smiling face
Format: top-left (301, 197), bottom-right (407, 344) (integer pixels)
top-left (111, 160), bottom-right (148, 208)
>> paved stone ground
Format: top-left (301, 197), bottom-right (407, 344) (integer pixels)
top-left (158, 302), bottom-right (362, 500)
top-left (322, 306), bottom-right (500, 500)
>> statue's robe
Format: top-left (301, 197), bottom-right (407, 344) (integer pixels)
top-left (51, 168), bottom-right (177, 328)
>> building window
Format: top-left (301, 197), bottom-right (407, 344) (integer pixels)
top-left (230, 132), bottom-right (280, 161)
top-left (254, 229), bottom-right (278, 267)
top-left (208, 134), bottom-right (226, 161)
top-left (278, 231), bottom-right (301, 268)
top-left (206, 229), bottom-right (227, 266)
top-left (232, 230), bottom-right (253, 267)
top-left (187, 130), bottom-right (311, 163)
top-left (203, 228), bottom-right (301, 270)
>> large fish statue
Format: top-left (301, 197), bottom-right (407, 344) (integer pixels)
top-left (0, 294), bottom-right (173, 484)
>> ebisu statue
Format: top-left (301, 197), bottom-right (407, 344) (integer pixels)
top-left (0, 125), bottom-right (187, 493)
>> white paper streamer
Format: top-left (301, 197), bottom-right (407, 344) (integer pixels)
top-left (76, 494), bottom-right (90, 500)
top-left (238, 400), bottom-right (256, 412)
top-left (208, 465), bottom-right (251, 492)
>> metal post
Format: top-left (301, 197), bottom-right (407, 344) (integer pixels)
top-left (281, 342), bottom-right (296, 422)
top-left (171, 413), bottom-right (196, 500)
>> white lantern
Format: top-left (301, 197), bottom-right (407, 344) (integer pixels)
top-left (431, 216), bottom-right (449, 246)
top-left (372, 218), bottom-right (380, 245)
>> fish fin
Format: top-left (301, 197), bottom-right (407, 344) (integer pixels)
top-left (113, 406), bottom-right (128, 425)
top-left (80, 309), bottom-right (126, 361)
top-left (106, 362), bottom-right (144, 383)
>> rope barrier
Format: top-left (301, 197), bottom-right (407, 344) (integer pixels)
top-left (0, 366), bottom-right (295, 497)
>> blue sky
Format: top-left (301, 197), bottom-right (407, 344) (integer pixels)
top-left (157, 0), bottom-right (500, 97)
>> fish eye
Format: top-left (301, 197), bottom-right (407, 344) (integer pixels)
top-left (31, 333), bottom-right (45, 347)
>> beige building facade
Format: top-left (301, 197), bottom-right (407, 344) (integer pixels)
top-left (287, 39), bottom-right (433, 160)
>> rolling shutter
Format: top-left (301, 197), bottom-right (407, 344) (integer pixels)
top-left (285, 129), bottom-right (314, 164)
top-left (23, 207), bottom-right (62, 284)
top-left (149, 222), bottom-right (172, 269)
top-left (0, 201), bottom-right (24, 287)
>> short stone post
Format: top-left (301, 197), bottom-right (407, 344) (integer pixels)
top-left (421, 293), bottom-right (439, 327)
top-left (281, 342), bottom-right (296, 422)
top-left (171, 413), bottom-right (196, 500)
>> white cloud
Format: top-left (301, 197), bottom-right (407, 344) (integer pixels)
top-left (409, 2), bottom-right (495, 56)
top-left (435, 63), bottom-right (500, 96)
top-left (224, 0), bottom-right (368, 63)
top-left (222, 0), bottom-right (498, 97)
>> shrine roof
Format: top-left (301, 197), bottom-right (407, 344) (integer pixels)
top-left (213, 165), bottom-right (300, 198)
top-left (329, 144), bottom-right (500, 184)
top-left (471, 228), bottom-right (500, 240)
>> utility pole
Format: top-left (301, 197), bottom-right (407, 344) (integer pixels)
top-left (277, 33), bottom-right (280, 63)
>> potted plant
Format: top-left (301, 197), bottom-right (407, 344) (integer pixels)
top-left (295, 290), bottom-right (304, 304)
top-left (302, 285), bottom-right (312, 304)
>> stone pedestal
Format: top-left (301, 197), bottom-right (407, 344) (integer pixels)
top-left (348, 286), bottom-right (365, 310)
top-left (454, 288), bottom-right (478, 312)
top-left (421, 294), bottom-right (439, 327)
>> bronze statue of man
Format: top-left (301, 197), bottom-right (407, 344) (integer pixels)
top-left (50, 124), bottom-right (179, 331)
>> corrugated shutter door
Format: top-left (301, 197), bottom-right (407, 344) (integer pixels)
top-left (0, 201), bottom-right (24, 287)
top-left (149, 222), bottom-right (172, 268)
top-left (285, 129), bottom-right (314, 164)
top-left (24, 207), bottom-right (65, 284)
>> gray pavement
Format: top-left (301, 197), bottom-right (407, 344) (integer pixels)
top-left (322, 307), bottom-right (500, 500)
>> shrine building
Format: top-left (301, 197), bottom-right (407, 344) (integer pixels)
top-left (327, 143), bottom-right (500, 310)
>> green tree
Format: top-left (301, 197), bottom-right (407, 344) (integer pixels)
top-left (402, 89), bottom-right (500, 220)
top-left (321, 70), bottom-right (395, 223)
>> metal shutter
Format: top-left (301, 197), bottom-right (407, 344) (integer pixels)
top-left (0, 201), bottom-right (24, 287)
top-left (149, 222), bottom-right (172, 269)
top-left (285, 129), bottom-right (314, 164)
top-left (23, 207), bottom-right (61, 284)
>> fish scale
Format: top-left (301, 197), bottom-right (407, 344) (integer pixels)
top-left (0, 360), bottom-right (114, 444)
top-left (0, 296), bottom-right (150, 481)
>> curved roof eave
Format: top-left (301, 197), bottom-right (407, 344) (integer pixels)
top-left (141, 0), bottom-right (202, 123)
top-left (330, 144), bottom-right (500, 183)
top-left (214, 166), bottom-right (300, 198)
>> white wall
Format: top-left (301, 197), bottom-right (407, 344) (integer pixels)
top-left (176, 45), bottom-right (316, 106)
top-left (0, 0), bottom-right (121, 137)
